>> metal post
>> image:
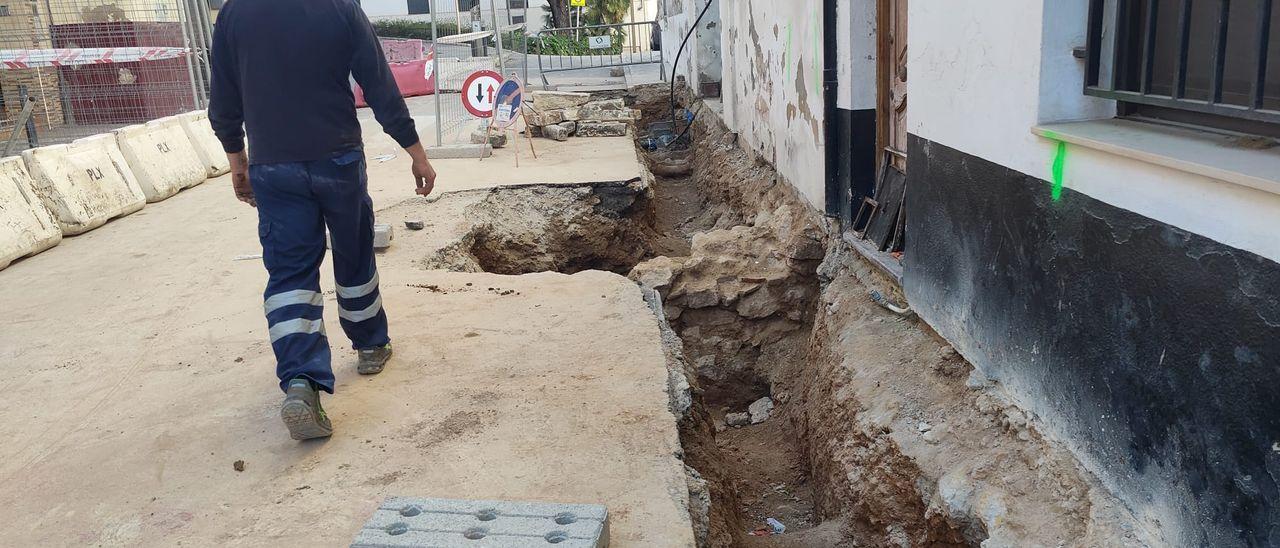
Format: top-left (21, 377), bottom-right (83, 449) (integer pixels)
top-left (5, 96), bottom-right (37, 156)
top-left (430, 13), bottom-right (443, 147)
top-left (17, 87), bottom-right (38, 150)
top-left (489, 0), bottom-right (505, 75)
top-left (175, 0), bottom-right (202, 109)
top-left (183, 0), bottom-right (211, 105)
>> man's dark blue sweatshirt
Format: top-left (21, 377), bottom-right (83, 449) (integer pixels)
top-left (208, 0), bottom-right (418, 165)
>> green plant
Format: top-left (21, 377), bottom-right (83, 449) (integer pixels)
top-left (372, 19), bottom-right (462, 40)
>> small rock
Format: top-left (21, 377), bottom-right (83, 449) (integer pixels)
top-left (373, 224), bottom-right (393, 249)
top-left (557, 121), bottom-right (578, 136)
top-left (233, 357), bottom-right (244, 363)
top-left (748, 397), bottom-right (774, 424)
top-left (917, 421), bottom-right (932, 433)
top-left (966, 368), bottom-right (993, 390)
top-left (725, 412), bottom-right (751, 427)
top-left (404, 220), bottom-right (425, 231)
top-left (470, 128), bottom-right (508, 148)
top-left (233, 460), bottom-right (245, 472)
top-left (922, 429), bottom-right (942, 444)
top-left (543, 123), bottom-right (571, 141)
top-left (940, 345), bottom-right (959, 360)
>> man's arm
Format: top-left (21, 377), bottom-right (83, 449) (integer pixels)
top-left (208, 7), bottom-right (255, 206)
top-left (346, 1), bottom-right (436, 195)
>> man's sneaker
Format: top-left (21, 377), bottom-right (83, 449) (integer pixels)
top-left (357, 344), bottom-right (393, 375)
top-left (280, 378), bottom-right (333, 440)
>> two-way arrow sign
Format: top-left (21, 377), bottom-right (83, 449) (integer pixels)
top-left (461, 69), bottom-right (503, 118)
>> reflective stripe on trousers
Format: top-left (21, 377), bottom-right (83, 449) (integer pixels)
top-left (252, 149), bottom-right (390, 394)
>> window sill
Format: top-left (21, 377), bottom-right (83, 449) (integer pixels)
top-left (1032, 118), bottom-right (1280, 197)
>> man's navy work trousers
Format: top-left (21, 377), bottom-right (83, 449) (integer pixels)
top-left (251, 149), bottom-right (388, 394)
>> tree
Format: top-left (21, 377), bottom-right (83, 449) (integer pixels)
top-left (544, 0), bottom-right (630, 29)
top-left (544, 0), bottom-right (570, 28)
top-left (582, 0), bottom-right (630, 26)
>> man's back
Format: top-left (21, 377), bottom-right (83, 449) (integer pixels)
top-left (210, 0), bottom-right (416, 164)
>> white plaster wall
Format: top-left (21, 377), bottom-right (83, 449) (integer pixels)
top-left (718, 0), bottom-right (827, 209)
top-left (659, 0), bottom-right (702, 89)
top-left (364, 0), bottom-right (549, 29)
top-left (836, 0), bottom-right (875, 111)
top-left (909, 0), bottom-right (1280, 264)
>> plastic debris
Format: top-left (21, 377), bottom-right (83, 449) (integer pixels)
top-left (766, 517), bottom-right (786, 534)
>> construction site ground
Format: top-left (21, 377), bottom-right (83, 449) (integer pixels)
top-left (0, 113), bottom-right (696, 546)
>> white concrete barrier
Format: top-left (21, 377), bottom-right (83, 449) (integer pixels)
top-left (22, 134), bottom-right (146, 236)
top-left (0, 156), bottom-right (61, 271)
top-left (178, 110), bottom-right (231, 177)
top-left (115, 116), bottom-right (208, 202)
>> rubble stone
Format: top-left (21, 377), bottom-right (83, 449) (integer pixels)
top-left (470, 129), bottom-right (508, 148)
top-left (725, 412), bottom-right (750, 427)
top-left (584, 98), bottom-right (625, 110)
top-left (577, 121), bottom-right (629, 137)
top-left (748, 397), bottom-right (774, 424)
top-left (578, 108), bottom-right (640, 122)
top-left (543, 123), bottom-right (572, 142)
top-left (527, 109), bottom-right (566, 126)
top-left (529, 90), bottom-right (592, 110)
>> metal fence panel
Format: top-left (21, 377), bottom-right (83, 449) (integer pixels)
top-left (0, 0), bottom-right (211, 153)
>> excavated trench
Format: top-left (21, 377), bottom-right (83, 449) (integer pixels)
top-left (413, 91), bottom-right (970, 547)
top-left (413, 87), bottom-right (1151, 548)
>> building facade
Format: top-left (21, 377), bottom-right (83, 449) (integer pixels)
top-left (662, 0), bottom-right (1280, 545)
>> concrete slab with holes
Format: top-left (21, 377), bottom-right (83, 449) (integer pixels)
top-left (351, 497), bottom-right (608, 547)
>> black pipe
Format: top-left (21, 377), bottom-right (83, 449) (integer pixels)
top-left (669, 0), bottom-right (715, 132)
top-left (822, 0), bottom-right (841, 218)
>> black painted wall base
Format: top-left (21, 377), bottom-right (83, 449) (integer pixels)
top-left (904, 133), bottom-right (1280, 547)
top-left (828, 107), bottom-right (877, 223)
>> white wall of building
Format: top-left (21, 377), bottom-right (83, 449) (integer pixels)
top-left (364, 0), bottom-right (551, 34)
top-left (836, 0), bottom-right (875, 111)
top-left (660, 0), bottom-right (827, 209)
top-left (909, 0), bottom-right (1280, 265)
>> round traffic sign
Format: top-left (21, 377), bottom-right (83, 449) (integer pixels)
top-left (492, 77), bottom-right (523, 128)
top-left (461, 69), bottom-right (502, 118)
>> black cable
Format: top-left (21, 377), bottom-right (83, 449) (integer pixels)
top-left (668, 0), bottom-right (715, 136)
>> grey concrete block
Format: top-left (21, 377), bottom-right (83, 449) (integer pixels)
top-left (576, 122), bottom-right (628, 138)
top-left (425, 144), bottom-right (493, 159)
top-left (543, 124), bottom-right (572, 142)
top-left (351, 497), bottom-right (609, 548)
top-left (374, 224), bottom-right (393, 249)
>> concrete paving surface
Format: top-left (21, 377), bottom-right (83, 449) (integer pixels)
top-left (0, 128), bottom-right (695, 546)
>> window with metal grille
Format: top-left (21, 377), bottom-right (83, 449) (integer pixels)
top-left (1085, 0), bottom-right (1280, 137)
top-left (406, 0), bottom-right (429, 15)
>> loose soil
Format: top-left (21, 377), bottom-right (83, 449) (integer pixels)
top-left (409, 85), bottom-right (1159, 548)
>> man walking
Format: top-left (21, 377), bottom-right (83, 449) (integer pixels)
top-left (209, 0), bottom-right (436, 440)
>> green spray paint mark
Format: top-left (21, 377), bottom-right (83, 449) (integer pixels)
top-left (1051, 141), bottom-right (1067, 202)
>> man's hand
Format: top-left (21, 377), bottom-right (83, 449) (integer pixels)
top-left (228, 150), bottom-right (255, 207)
top-left (406, 142), bottom-right (436, 197)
